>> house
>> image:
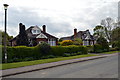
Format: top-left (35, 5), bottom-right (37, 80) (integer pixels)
top-left (60, 28), bottom-right (96, 46)
top-left (10, 23), bottom-right (58, 46)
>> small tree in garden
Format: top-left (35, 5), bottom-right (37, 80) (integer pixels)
top-left (60, 40), bottom-right (73, 46)
top-left (96, 36), bottom-right (109, 51)
top-left (37, 42), bottom-right (51, 56)
top-left (73, 38), bottom-right (83, 45)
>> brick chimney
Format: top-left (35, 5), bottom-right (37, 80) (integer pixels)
top-left (19, 23), bottom-right (25, 34)
top-left (42, 25), bottom-right (46, 32)
top-left (74, 28), bottom-right (77, 38)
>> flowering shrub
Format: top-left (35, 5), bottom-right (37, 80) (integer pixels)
top-left (60, 40), bottom-right (73, 46)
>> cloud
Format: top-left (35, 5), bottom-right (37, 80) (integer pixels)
top-left (1, 7), bottom-right (73, 38)
top-left (0, 0), bottom-right (118, 38)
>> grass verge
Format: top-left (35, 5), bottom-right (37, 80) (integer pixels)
top-left (1, 54), bottom-right (97, 70)
top-left (99, 51), bottom-right (120, 54)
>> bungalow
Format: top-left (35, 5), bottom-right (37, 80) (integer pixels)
top-left (60, 28), bottom-right (96, 46)
top-left (10, 23), bottom-right (58, 46)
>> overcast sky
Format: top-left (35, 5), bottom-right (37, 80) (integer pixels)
top-left (0, 0), bottom-right (119, 38)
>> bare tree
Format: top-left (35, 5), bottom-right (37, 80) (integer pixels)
top-left (100, 17), bottom-right (115, 42)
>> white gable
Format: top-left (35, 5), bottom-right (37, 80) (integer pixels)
top-left (36, 33), bottom-right (47, 38)
top-left (31, 26), bottom-right (41, 34)
top-left (85, 36), bottom-right (90, 40)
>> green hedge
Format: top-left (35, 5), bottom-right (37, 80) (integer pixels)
top-left (89, 44), bottom-right (110, 53)
top-left (51, 45), bottom-right (87, 56)
top-left (2, 45), bottom-right (88, 63)
top-left (2, 46), bottom-right (41, 63)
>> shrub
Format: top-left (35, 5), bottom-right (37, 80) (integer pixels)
top-left (86, 45), bottom-right (93, 53)
top-left (60, 40), bottom-right (73, 46)
top-left (112, 41), bottom-right (120, 51)
top-left (93, 44), bottom-right (103, 53)
top-left (96, 36), bottom-right (109, 52)
top-left (73, 38), bottom-right (83, 45)
top-left (109, 48), bottom-right (117, 51)
top-left (37, 42), bottom-right (51, 56)
top-left (51, 46), bottom-right (66, 56)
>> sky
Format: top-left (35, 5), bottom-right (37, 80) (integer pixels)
top-left (0, 0), bottom-right (119, 38)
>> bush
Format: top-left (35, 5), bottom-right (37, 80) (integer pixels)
top-left (73, 38), bottom-right (83, 45)
top-left (112, 41), bottom-right (120, 51)
top-left (109, 48), bottom-right (117, 51)
top-left (36, 42), bottom-right (51, 56)
top-left (60, 40), bottom-right (73, 46)
top-left (86, 45), bottom-right (93, 53)
top-left (93, 44), bottom-right (103, 53)
top-left (96, 36), bottom-right (109, 52)
top-left (51, 46), bottom-right (67, 56)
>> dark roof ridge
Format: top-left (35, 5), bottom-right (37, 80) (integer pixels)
top-left (41, 31), bottom-right (58, 39)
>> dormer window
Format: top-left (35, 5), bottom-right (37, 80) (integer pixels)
top-left (32, 29), bottom-right (40, 34)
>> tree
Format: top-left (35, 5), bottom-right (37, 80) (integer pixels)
top-left (111, 27), bottom-right (120, 49)
top-left (111, 27), bottom-right (120, 42)
top-left (100, 17), bottom-right (115, 42)
top-left (16, 23), bottom-right (29, 46)
top-left (93, 25), bottom-right (105, 37)
top-left (0, 30), bottom-right (13, 46)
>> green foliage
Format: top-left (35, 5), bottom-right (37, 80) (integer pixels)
top-left (93, 44), bottom-right (103, 53)
top-left (51, 45), bottom-right (88, 56)
top-left (112, 27), bottom-right (120, 42)
top-left (36, 42), bottom-right (51, 56)
top-left (60, 40), bottom-right (73, 46)
top-left (51, 46), bottom-right (67, 56)
top-left (109, 48), bottom-right (118, 51)
top-left (16, 23), bottom-right (29, 46)
top-left (90, 37), bottom-right (109, 53)
top-left (2, 46), bottom-right (40, 63)
top-left (0, 30), bottom-right (13, 46)
top-left (73, 38), bottom-right (83, 45)
top-left (86, 45), bottom-right (93, 53)
top-left (96, 36), bottom-right (109, 52)
top-left (59, 39), bottom-right (63, 42)
top-left (93, 25), bottom-right (105, 37)
top-left (112, 41), bottom-right (120, 50)
top-left (2, 45), bottom-right (88, 63)
top-left (2, 54), bottom-right (97, 70)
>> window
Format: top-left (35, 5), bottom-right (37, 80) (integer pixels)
top-left (33, 30), bottom-right (36, 33)
top-left (32, 29), bottom-right (40, 34)
top-left (37, 30), bottom-right (40, 33)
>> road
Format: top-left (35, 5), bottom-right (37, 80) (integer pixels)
top-left (5, 54), bottom-right (118, 78)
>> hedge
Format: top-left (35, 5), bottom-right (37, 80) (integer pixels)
top-left (2, 45), bottom-right (88, 63)
top-left (89, 44), bottom-right (110, 53)
top-left (2, 46), bottom-right (40, 63)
